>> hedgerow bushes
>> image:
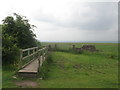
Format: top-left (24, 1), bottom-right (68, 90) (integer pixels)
top-left (2, 13), bottom-right (39, 65)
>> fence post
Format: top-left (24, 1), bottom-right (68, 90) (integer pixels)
top-left (72, 45), bottom-right (75, 50)
top-left (36, 47), bottom-right (38, 58)
top-left (48, 44), bottom-right (51, 51)
top-left (28, 49), bottom-right (30, 56)
top-left (33, 48), bottom-right (35, 60)
top-left (45, 47), bottom-right (48, 59)
top-left (40, 55), bottom-right (43, 66)
top-left (45, 46), bottom-right (48, 59)
top-left (19, 49), bottom-right (23, 68)
top-left (43, 48), bottom-right (45, 61)
top-left (38, 49), bottom-right (40, 69)
top-left (55, 44), bottom-right (57, 50)
top-left (43, 47), bottom-right (45, 61)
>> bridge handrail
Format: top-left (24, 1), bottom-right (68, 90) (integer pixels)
top-left (22, 47), bottom-right (38, 52)
top-left (19, 46), bottom-right (49, 68)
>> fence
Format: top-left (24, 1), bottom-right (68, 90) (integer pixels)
top-left (19, 46), bottom-right (49, 69)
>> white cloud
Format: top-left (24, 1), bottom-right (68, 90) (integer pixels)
top-left (0, 0), bottom-right (118, 42)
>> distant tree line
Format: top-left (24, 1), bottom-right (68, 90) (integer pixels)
top-left (2, 13), bottom-right (41, 65)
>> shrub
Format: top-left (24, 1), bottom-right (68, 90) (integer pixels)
top-left (2, 33), bottom-right (19, 65)
top-left (38, 53), bottom-right (52, 79)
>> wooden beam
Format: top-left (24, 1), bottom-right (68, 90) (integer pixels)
top-left (18, 45), bottom-right (49, 70)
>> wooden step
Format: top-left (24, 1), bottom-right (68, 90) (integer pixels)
top-left (18, 59), bottom-right (39, 77)
top-left (18, 72), bottom-right (38, 78)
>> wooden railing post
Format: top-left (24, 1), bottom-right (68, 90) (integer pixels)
top-left (28, 49), bottom-right (30, 64)
top-left (28, 49), bottom-right (30, 56)
top-left (36, 47), bottom-right (38, 58)
top-left (40, 55), bottom-right (43, 66)
top-left (43, 48), bottom-right (45, 61)
top-left (18, 46), bottom-right (49, 69)
top-left (45, 47), bottom-right (47, 60)
top-left (39, 48), bottom-right (42, 67)
top-left (45, 46), bottom-right (48, 60)
top-left (19, 49), bottom-right (23, 68)
top-left (38, 49), bottom-right (40, 68)
top-left (33, 48), bottom-right (35, 60)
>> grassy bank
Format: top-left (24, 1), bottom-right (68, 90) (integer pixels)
top-left (36, 51), bottom-right (118, 88)
top-left (2, 43), bottom-right (118, 88)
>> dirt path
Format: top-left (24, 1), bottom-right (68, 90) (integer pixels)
top-left (15, 80), bottom-right (39, 88)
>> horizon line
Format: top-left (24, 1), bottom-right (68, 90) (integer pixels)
top-left (39, 41), bottom-right (118, 43)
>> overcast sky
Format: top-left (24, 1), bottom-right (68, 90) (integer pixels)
top-left (0, 0), bottom-right (118, 42)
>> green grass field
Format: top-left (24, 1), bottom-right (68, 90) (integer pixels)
top-left (2, 43), bottom-right (119, 88)
top-left (0, 25), bottom-right (2, 89)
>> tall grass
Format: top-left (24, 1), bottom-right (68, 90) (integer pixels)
top-left (38, 52), bottom-right (53, 79)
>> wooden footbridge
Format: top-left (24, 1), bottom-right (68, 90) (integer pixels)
top-left (18, 46), bottom-right (49, 77)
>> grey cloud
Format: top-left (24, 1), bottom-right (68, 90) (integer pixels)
top-left (78, 2), bottom-right (117, 31)
top-left (34, 14), bottom-right (56, 23)
top-left (34, 2), bottom-right (117, 31)
top-left (60, 2), bottom-right (117, 31)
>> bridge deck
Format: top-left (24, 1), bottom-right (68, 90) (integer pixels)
top-left (18, 59), bottom-right (39, 77)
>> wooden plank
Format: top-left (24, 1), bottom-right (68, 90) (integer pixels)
top-left (38, 49), bottom-right (42, 52)
top-left (21, 58), bottom-right (35, 69)
top-left (40, 56), bottom-right (43, 67)
top-left (22, 47), bottom-right (38, 52)
top-left (18, 59), bottom-right (39, 73)
top-left (22, 51), bottom-right (38, 60)
top-left (18, 46), bottom-right (49, 77)
top-left (18, 73), bottom-right (37, 77)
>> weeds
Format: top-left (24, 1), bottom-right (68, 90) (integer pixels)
top-left (38, 52), bottom-right (52, 79)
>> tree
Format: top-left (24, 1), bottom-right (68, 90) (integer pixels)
top-left (2, 13), bottom-right (38, 65)
top-left (13, 13), bottom-right (37, 48)
top-left (2, 13), bottom-right (37, 49)
top-left (2, 31), bottom-right (19, 65)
